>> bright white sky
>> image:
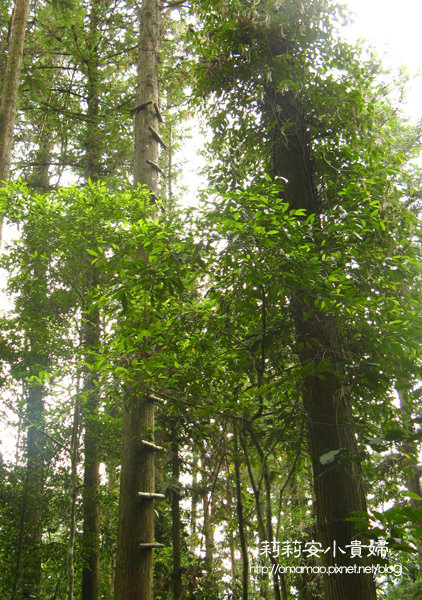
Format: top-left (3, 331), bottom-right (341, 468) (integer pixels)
top-left (344, 0), bottom-right (422, 120)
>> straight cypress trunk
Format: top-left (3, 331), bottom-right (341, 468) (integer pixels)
top-left (81, 1), bottom-right (102, 596)
top-left (104, 406), bottom-right (120, 600)
top-left (81, 295), bottom-right (101, 600)
top-left (265, 88), bottom-right (376, 600)
top-left (114, 391), bottom-right (158, 599)
top-left (132, 0), bottom-right (161, 193)
top-left (171, 434), bottom-right (182, 600)
top-left (114, 1), bottom-right (162, 598)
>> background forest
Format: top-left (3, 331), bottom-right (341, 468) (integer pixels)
top-left (0, 1), bottom-right (422, 600)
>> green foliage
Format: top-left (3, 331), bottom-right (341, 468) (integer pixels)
top-left (1, 1), bottom-right (422, 598)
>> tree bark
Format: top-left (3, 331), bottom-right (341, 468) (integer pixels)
top-left (81, 295), bottom-right (101, 600)
top-left (171, 433), bottom-right (182, 600)
top-left (104, 404), bottom-right (120, 600)
top-left (132, 0), bottom-right (161, 193)
top-left (80, 1), bottom-right (103, 594)
top-left (114, 1), bottom-right (162, 598)
top-left (265, 89), bottom-right (377, 600)
top-left (0, 0), bottom-right (30, 184)
top-left (114, 392), bottom-right (158, 600)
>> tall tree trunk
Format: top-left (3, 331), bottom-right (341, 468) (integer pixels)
top-left (114, 2), bottom-right (162, 597)
top-left (132, 0), bottom-right (161, 193)
top-left (171, 432), bottom-right (182, 600)
top-left (114, 390), bottom-right (160, 600)
top-left (0, 0), bottom-right (30, 199)
top-left (81, 292), bottom-right (101, 600)
top-left (104, 404), bottom-right (120, 600)
top-left (80, 1), bottom-right (102, 596)
top-left (265, 89), bottom-right (376, 600)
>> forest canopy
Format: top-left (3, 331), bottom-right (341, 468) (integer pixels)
top-left (0, 1), bottom-right (421, 600)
